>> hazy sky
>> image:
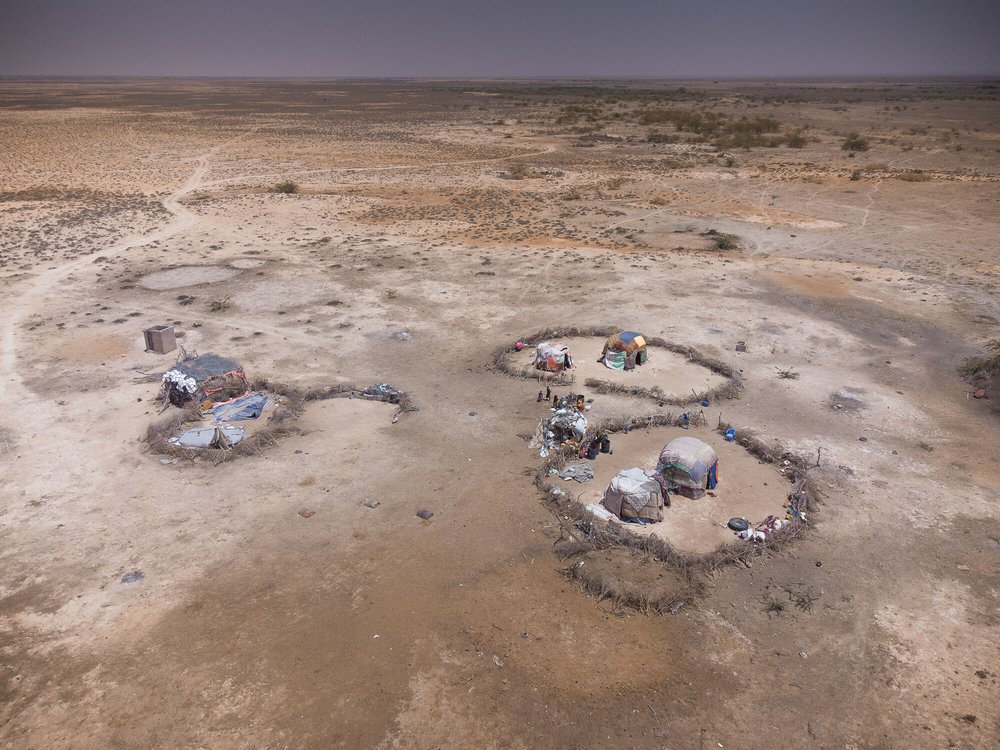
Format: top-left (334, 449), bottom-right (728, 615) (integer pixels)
top-left (2, 0), bottom-right (998, 77)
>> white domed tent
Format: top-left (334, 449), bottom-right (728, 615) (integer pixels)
top-left (658, 437), bottom-right (718, 499)
top-left (601, 467), bottom-right (666, 523)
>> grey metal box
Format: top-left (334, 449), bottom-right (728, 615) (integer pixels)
top-left (144, 325), bottom-right (176, 354)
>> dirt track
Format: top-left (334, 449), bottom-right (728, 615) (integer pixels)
top-left (1, 79), bottom-right (998, 749)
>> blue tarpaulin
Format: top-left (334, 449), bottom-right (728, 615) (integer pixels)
top-left (211, 393), bottom-right (269, 422)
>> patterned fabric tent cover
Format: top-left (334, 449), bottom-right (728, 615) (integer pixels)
top-left (602, 467), bottom-right (664, 522)
top-left (535, 342), bottom-right (573, 372)
top-left (173, 353), bottom-right (250, 403)
top-left (603, 331), bottom-right (647, 355)
top-left (658, 437), bottom-right (718, 489)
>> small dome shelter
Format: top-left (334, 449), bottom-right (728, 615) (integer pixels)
top-left (600, 331), bottom-right (648, 371)
top-left (601, 467), bottom-right (667, 523)
top-left (657, 437), bottom-right (719, 499)
top-left (535, 342), bottom-right (573, 373)
top-left (161, 352), bottom-right (250, 407)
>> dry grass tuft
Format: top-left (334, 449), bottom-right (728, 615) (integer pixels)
top-left (959, 340), bottom-right (1000, 380)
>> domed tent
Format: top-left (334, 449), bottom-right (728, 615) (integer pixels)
top-left (535, 341), bottom-right (573, 373)
top-left (601, 467), bottom-right (666, 523)
top-left (657, 437), bottom-right (718, 499)
top-left (161, 352), bottom-right (250, 407)
top-left (600, 331), bottom-right (648, 371)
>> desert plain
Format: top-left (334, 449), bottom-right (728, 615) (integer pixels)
top-left (1, 78), bottom-right (999, 748)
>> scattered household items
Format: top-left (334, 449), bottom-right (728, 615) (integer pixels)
top-left (559, 461), bottom-right (594, 483)
top-left (582, 432), bottom-right (612, 460)
top-left (362, 498), bottom-right (381, 509)
top-left (358, 382), bottom-right (406, 403)
top-left (727, 517), bottom-right (750, 532)
top-left (530, 393), bottom-right (589, 457)
top-left (170, 425), bottom-right (246, 449)
top-left (535, 342), bottom-right (573, 373)
top-left (735, 340), bottom-right (747, 353)
top-left (658, 437), bottom-right (719, 499)
top-left (160, 352), bottom-right (249, 407)
top-left (416, 509), bottom-right (434, 520)
top-left (144, 325), bottom-right (176, 355)
top-left (601, 467), bottom-right (666, 523)
top-left (515, 341), bottom-right (525, 351)
top-left (600, 331), bottom-right (648, 371)
top-left (735, 514), bottom-right (789, 542)
top-left (120, 571), bottom-right (144, 584)
top-left (724, 427), bottom-right (737, 442)
top-left (298, 507), bottom-right (315, 518)
top-left (210, 392), bottom-right (269, 422)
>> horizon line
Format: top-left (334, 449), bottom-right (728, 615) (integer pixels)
top-left (1, 74), bottom-right (998, 82)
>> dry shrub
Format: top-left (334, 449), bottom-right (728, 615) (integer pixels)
top-left (896, 170), bottom-right (932, 182)
top-left (959, 340), bottom-right (1000, 380)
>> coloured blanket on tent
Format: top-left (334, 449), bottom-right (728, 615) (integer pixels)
top-left (535, 342), bottom-right (572, 372)
top-left (602, 467), bottom-right (664, 522)
top-left (603, 331), bottom-right (647, 355)
top-left (658, 436), bottom-right (718, 489)
top-left (171, 353), bottom-right (250, 403)
top-left (603, 350), bottom-right (626, 371)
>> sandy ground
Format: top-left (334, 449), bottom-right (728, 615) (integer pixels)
top-left (1, 79), bottom-right (999, 749)
top-left (508, 335), bottom-right (728, 397)
top-left (578, 426), bottom-right (790, 553)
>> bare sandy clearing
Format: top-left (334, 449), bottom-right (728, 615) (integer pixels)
top-left (577, 426), bottom-right (789, 553)
top-left (139, 265), bottom-right (240, 290)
